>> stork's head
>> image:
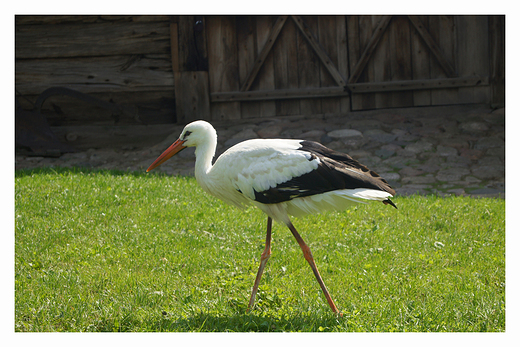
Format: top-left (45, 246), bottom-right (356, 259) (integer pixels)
top-left (146, 120), bottom-right (217, 172)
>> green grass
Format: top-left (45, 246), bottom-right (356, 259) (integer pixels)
top-left (15, 167), bottom-right (505, 332)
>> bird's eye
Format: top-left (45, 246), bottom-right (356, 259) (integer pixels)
top-left (183, 131), bottom-right (192, 140)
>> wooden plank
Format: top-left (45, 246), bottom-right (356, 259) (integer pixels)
top-left (178, 16), bottom-right (208, 71)
top-left (193, 16), bottom-right (209, 71)
top-left (212, 76), bottom-right (488, 102)
top-left (273, 17), bottom-right (300, 115)
top-left (336, 15), bottom-right (350, 113)
top-left (211, 86), bottom-right (349, 102)
top-left (174, 71), bottom-right (211, 123)
top-left (387, 15), bottom-right (413, 108)
top-left (411, 15), bottom-right (432, 106)
top-left (206, 16), bottom-right (241, 121)
top-left (292, 15), bottom-right (347, 88)
top-left (348, 15), bottom-right (392, 84)
top-left (408, 15), bottom-right (456, 78)
top-left (371, 15), bottom-right (392, 109)
top-left (348, 15), bottom-right (378, 110)
top-left (252, 16), bottom-right (277, 118)
top-left (489, 15), bottom-right (505, 107)
top-left (15, 54), bottom-right (174, 95)
top-left (318, 16), bottom-right (341, 114)
top-left (15, 15), bottom-right (171, 26)
top-left (456, 15), bottom-right (490, 104)
top-left (50, 124), bottom-right (180, 151)
top-left (429, 15), bottom-right (458, 105)
top-left (348, 76), bottom-right (488, 93)
top-left (18, 90), bottom-right (176, 126)
top-left (16, 20), bottom-right (171, 59)
top-left (240, 15), bottom-right (288, 92)
top-left (170, 22), bottom-right (179, 72)
top-left (236, 16), bottom-right (263, 119)
top-left (296, 16), bottom-right (321, 115)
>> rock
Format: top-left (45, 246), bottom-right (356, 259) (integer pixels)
top-left (383, 156), bottom-right (417, 169)
top-left (327, 129), bottom-right (363, 139)
top-left (358, 156), bottom-right (382, 166)
top-left (257, 125), bottom-right (283, 138)
top-left (460, 148), bottom-right (484, 160)
top-left (325, 141), bottom-right (344, 150)
top-left (396, 149), bottom-right (417, 158)
top-left (348, 119), bottom-right (381, 131)
top-left (398, 185), bottom-right (430, 196)
top-left (405, 141), bottom-right (434, 154)
top-left (375, 149), bottom-right (395, 159)
top-left (474, 136), bottom-right (504, 150)
top-left (435, 167), bottom-right (471, 182)
top-left (232, 128), bottom-right (259, 140)
top-left (397, 134), bottom-right (421, 143)
top-left (471, 166), bottom-right (504, 180)
top-left (380, 172), bottom-right (401, 182)
top-left (486, 147), bottom-right (505, 160)
top-left (402, 175), bottom-right (437, 184)
top-left (464, 176), bottom-right (482, 184)
top-left (341, 137), bottom-right (368, 149)
top-left (468, 187), bottom-right (504, 196)
top-left (478, 156), bottom-right (503, 167)
top-left (300, 130), bottom-right (326, 138)
top-left (391, 129), bottom-right (407, 136)
top-left (482, 108), bottom-right (505, 125)
top-left (363, 129), bottom-right (398, 143)
top-left (399, 167), bottom-right (425, 177)
top-left (348, 149), bottom-right (371, 159)
top-left (440, 138), bottom-right (470, 150)
top-left (436, 145), bottom-right (458, 157)
top-left (459, 121), bottom-right (490, 133)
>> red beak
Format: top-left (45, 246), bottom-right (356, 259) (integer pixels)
top-left (146, 139), bottom-right (187, 172)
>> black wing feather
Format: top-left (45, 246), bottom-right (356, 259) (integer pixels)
top-left (252, 140), bottom-right (396, 206)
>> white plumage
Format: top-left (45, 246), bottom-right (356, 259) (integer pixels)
top-left (147, 120), bottom-right (396, 315)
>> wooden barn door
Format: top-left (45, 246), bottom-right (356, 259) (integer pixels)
top-left (182, 15), bottom-right (497, 122)
top-left (346, 15), bottom-right (491, 110)
top-left (206, 15), bottom-right (350, 121)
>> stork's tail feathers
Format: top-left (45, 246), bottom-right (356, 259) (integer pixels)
top-left (383, 199), bottom-right (397, 209)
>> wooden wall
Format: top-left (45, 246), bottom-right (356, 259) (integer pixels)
top-left (15, 15), bottom-right (176, 126)
top-left (15, 15), bottom-right (505, 128)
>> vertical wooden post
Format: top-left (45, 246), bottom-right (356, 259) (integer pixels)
top-left (172, 16), bottom-right (211, 123)
top-left (489, 15), bottom-right (505, 108)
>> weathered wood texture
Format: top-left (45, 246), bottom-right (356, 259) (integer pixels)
top-left (206, 15), bottom-right (499, 119)
top-left (15, 15), bottom-right (504, 127)
top-left (15, 15), bottom-right (176, 125)
top-left (346, 15), bottom-right (493, 111)
top-left (206, 15), bottom-right (352, 120)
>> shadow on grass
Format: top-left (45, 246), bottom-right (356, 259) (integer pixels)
top-left (153, 310), bottom-right (342, 332)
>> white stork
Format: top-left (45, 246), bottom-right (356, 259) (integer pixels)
top-left (146, 120), bottom-right (396, 315)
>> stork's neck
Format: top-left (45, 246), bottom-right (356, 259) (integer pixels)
top-left (193, 135), bottom-right (217, 182)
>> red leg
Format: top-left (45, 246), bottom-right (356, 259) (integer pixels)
top-left (247, 217), bottom-right (272, 312)
top-left (287, 221), bottom-right (341, 316)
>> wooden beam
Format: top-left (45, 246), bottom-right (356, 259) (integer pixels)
top-left (174, 71), bottom-right (211, 122)
top-left (407, 15), bottom-right (457, 78)
top-left (211, 76), bottom-right (488, 102)
top-left (348, 15), bottom-right (392, 84)
top-left (291, 15), bottom-right (347, 87)
top-left (212, 86), bottom-right (349, 102)
top-left (240, 16), bottom-right (288, 92)
top-left (348, 76), bottom-right (488, 93)
top-left (170, 22), bottom-right (179, 72)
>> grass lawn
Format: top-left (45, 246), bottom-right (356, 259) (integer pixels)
top-left (14, 168), bottom-right (505, 332)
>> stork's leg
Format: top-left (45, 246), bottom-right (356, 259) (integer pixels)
top-left (247, 216), bottom-right (272, 312)
top-left (287, 221), bottom-right (341, 315)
